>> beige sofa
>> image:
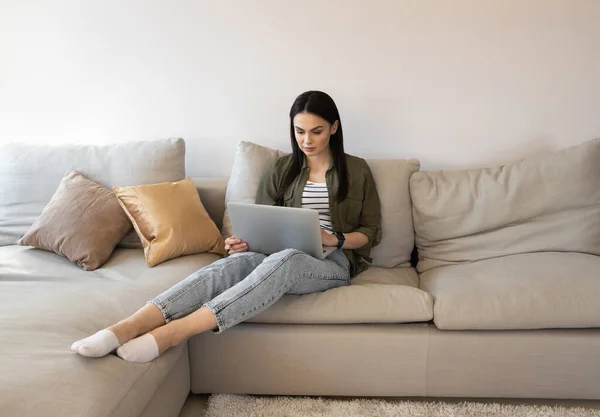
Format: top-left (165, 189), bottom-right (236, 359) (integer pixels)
top-left (0, 138), bottom-right (598, 417)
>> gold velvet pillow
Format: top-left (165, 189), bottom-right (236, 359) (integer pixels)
top-left (113, 178), bottom-right (226, 267)
top-left (17, 170), bottom-right (133, 271)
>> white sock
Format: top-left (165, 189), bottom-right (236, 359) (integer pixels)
top-left (116, 333), bottom-right (160, 363)
top-left (71, 329), bottom-right (120, 358)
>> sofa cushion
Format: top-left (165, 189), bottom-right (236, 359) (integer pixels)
top-left (420, 252), bottom-right (600, 330)
top-left (410, 138), bottom-right (600, 272)
top-left (221, 141), bottom-right (285, 238)
top-left (249, 267), bottom-right (433, 324)
top-left (192, 177), bottom-right (228, 231)
top-left (18, 170), bottom-right (132, 271)
top-left (351, 265), bottom-right (420, 287)
top-left (223, 141), bottom-right (420, 268)
top-left (114, 178), bottom-right (226, 267)
top-left (0, 138), bottom-right (186, 248)
top-left (0, 245), bottom-right (220, 417)
top-left (367, 159), bottom-right (420, 268)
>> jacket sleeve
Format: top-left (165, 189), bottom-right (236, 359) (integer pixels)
top-left (255, 160), bottom-right (279, 206)
top-left (353, 162), bottom-right (382, 256)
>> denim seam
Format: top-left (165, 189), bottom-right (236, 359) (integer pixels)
top-left (328, 248), bottom-right (350, 273)
top-left (298, 272), bottom-right (349, 281)
top-left (202, 302), bottom-right (225, 332)
top-left (338, 249), bottom-right (351, 272)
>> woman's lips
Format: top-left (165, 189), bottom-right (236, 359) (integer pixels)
top-left (304, 147), bottom-right (315, 152)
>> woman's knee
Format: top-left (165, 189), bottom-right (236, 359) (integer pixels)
top-left (276, 248), bottom-right (304, 257)
top-left (229, 251), bottom-right (265, 259)
top-left (269, 248), bottom-right (305, 262)
top-left (213, 251), bottom-right (266, 267)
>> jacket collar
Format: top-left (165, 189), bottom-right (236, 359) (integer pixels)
top-left (301, 154), bottom-right (335, 171)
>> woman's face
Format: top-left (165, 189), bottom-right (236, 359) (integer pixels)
top-left (293, 112), bottom-right (338, 158)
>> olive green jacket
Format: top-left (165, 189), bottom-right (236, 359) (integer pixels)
top-left (255, 153), bottom-right (382, 276)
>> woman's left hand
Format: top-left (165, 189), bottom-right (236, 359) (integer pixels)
top-left (321, 229), bottom-right (338, 247)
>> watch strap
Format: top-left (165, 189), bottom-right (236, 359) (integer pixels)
top-left (334, 231), bottom-right (345, 249)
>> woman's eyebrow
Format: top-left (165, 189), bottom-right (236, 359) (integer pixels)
top-left (294, 126), bottom-right (324, 130)
top-left (294, 125), bottom-right (324, 131)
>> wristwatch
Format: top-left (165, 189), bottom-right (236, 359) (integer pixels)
top-left (333, 231), bottom-right (345, 249)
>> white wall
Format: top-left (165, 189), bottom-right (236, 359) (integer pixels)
top-left (1, 0), bottom-right (599, 176)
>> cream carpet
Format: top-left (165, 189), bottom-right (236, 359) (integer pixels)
top-left (205, 394), bottom-right (600, 417)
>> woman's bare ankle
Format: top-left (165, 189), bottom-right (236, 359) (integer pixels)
top-left (107, 320), bottom-right (138, 345)
top-left (151, 319), bottom-right (193, 353)
top-left (109, 304), bottom-right (167, 345)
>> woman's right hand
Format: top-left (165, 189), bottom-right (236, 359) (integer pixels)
top-left (224, 236), bottom-right (248, 255)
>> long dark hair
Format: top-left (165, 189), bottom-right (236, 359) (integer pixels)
top-left (276, 91), bottom-right (349, 205)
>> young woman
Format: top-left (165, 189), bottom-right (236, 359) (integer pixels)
top-left (71, 91), bottom-right (382, 363)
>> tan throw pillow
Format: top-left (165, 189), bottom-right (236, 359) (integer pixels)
top-left (113, 178), bottom-right (226, 267)
top-left (17, 170), bottom-right (133, 271)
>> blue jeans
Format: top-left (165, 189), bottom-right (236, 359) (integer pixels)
top-left (148, 248), bottom-right (351, 333)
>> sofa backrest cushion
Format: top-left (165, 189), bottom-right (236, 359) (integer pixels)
top-left (222, 141), bottom-right (420, 268)
top-left (0, 138), bottom-right (186, 247)
top-left (192, 178), bottom-right (228, 231)
top-left (367, 158), bottom-right (420, 268)
top-left (410, 138), bottom-right (600, 272)
top-left (221, 141), bottom-right (286, 238)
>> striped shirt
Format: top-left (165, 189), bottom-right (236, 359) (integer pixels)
top-left (301, 181), bottom-right (334, 234)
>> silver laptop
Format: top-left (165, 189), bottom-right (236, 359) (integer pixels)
top-left (227, 202), bottom-right (337, 259)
